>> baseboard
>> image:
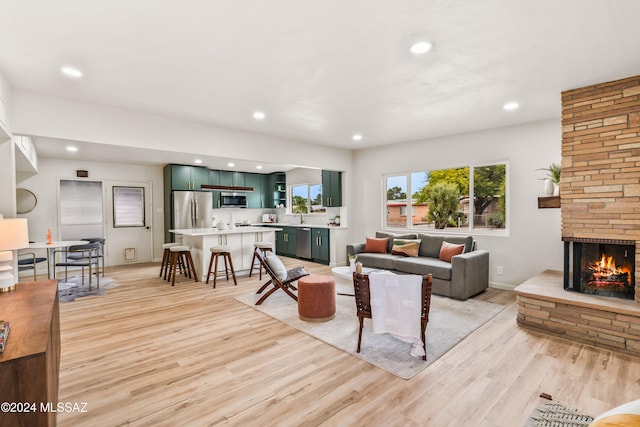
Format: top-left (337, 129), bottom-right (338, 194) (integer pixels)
top-left (489, 281), bottom-right (516, 291)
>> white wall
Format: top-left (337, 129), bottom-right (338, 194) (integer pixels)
top-left (0, 67), bottom-right (11, 134)
top-left (0, 69), bottom-right (15, 217)
top-left (350, 119), bottom-right (563, 289)
top-left (18, 158), bottom-right (165, 261)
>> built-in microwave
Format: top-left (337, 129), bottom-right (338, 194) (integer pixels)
top-left (220, 192), bottom-right (247, 208)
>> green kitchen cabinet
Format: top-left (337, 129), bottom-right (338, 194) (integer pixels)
top-left (311, 228), bottom-right (330, 264)
top-left (322, 170), bottom-right (342, 207)
top-left (220, 171), bottom-right (246, 187)
top-left (220, 171), bottom-right (233, 186)
top-left (166, 164), bottom-right (209, 191)
top-left (245, 173), bottom-right (267, 208)
top-left (275, 226), bottom-right (297, 257)
top-left (268, 172), bottom-right (287, 208)
top-left (208, 169), bottom-right (220, 186)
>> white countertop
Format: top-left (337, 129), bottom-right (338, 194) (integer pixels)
top-left (170, 226), bottom-right (282, 236)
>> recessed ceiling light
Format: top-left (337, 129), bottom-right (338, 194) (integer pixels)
top-left (410, 41), bottom-right (432, 55)
top-left (352, 134), bottom-right (363, 141)
top-left (253, 111), bottom-right (266, 120)
top-left (227, 162), bottom-right (235, 167)
top-left (61, 66), bottom-right (83, 78)
top-left (194, 159), bottom-right (203, 164)
top-left (503, 102), bottom-right (520, 111)
top-left (256, 165), bottom-right (263, 170)
top-left (66, 146), bottom-right (78, 152)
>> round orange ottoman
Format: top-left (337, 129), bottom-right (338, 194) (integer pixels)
top-left (298, 274), bottom-right (336, 322)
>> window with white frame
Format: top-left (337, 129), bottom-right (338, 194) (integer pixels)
top-left (383, 162), bottom-right (507, 232)
top-left (59, 179), bottom-right (104, 240)
top-left (113, 186), bottom-right (145, 227)
top-left (291, 183), bottom-right (325, 214)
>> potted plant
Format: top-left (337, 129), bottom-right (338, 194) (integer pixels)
top-left (538, 163), bottom-right (561, 195)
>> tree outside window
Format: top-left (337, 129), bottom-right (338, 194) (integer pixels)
top-left (291, 184), bottom-right (325, 214)
top-left (384, 163), bottom-right (507, 232)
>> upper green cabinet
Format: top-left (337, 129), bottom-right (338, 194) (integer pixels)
top-left (245, 173), bottom-right (267, 208)
top-left (165, 164), bottom-right (209, 191)
top-left (322, 170), bottom-right (342, 207)
top-left (165, 164), bottom-right (286, 210)
top-left (267, 172), bottom-right (286, 208)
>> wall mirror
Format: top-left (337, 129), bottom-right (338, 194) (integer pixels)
top-left (16, 188), bottom-right (37, 214)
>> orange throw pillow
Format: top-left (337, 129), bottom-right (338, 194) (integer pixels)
top-left (439, 241), bottom-right (465, 262)
top-left (364, 237), bottom-right (388, 254)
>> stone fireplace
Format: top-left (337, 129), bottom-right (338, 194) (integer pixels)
top-left (561, 74), bottom-right (640, 302)
top-left (516, 75), bottom-right (640, 355)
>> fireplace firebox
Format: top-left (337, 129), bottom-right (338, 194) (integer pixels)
top-left (563, 238), bottom-right (635, 300)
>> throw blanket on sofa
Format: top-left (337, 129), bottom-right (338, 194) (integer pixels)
top-left (369, 271), bottom-right (425, 357)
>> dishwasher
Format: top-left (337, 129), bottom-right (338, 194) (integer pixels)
top-left (296, 227), bottom-right (312, 259)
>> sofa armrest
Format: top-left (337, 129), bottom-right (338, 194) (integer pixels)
top-left (450, 249), bottom-right (489, 300)
top-left (346, 242), bottom-right (366, 264)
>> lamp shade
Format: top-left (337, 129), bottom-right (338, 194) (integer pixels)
top-left (0, 218), bottom-right (29, 251)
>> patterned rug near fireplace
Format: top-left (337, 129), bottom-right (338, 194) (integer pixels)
top-left (524, 395), bottom-right (593, 427)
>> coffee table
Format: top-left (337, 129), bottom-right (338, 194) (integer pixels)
top-left (331, 266), bottom-right (378, 281)
top-left (331, 266), bottom-right (378, 296)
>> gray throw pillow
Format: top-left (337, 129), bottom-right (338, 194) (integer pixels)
top-left (265, 252), bottom-right (288, 281)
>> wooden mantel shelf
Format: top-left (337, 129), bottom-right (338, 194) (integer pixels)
top-left (538, 195), bottom-right (560, 209)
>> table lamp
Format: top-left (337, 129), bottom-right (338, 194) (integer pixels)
top-left (0, 218), bottom-right (29, 292)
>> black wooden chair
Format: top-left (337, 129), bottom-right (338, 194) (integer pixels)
top-left (254, 249), bottom-right (308, 305)
top-left (352, 272), bottom-right (432, 361)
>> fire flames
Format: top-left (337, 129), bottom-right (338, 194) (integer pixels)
top-left (589, 253), bottom-right (632, 285)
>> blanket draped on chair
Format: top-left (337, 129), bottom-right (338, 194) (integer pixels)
top-left (369, 272), bottom-right (425, 357)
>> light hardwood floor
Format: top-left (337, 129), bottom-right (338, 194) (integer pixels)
top-left (54, 259), bottom-right (640, 426)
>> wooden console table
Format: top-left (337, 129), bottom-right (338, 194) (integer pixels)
top-left (0, 280), bottom-right (60, 427)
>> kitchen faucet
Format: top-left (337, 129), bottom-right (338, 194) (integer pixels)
top-left (294, 211), bottom-right (304, 224)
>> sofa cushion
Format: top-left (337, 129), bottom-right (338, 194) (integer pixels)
top-left (364, 237), bottom-right (389, 253)
top-left (356, 253), bottom-right (401, 270)
top-left (391, 239), bottom-right (420, 257)
top-left (376, 232), bottom-right (418, 253)
top-left (393, 257), bottom-right (453, 281)
top-left (439, 241), bottom-right (465, 262)
top-left (418, 234), bottom-right (474, 257)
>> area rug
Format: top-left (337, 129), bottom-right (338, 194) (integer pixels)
top-left (235, 283), bottom-right (505, 379)
top-left (57, 275), bottom-right (119, 302)
top-left (524, 395), bottom-right (594, 427)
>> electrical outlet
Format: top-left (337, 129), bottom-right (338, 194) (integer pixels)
top-left (496, 266), bottom-right (504, 275)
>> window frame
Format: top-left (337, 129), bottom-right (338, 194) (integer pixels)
top-left (289, 183), bottom-right (325, 215)
top-left (112, 186), bottom-right (146, 228)
top-left (382, 161), bottom-right (509, 236)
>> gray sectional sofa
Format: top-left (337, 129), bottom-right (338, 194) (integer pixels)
top-left (346, 231), bottom-right (489, 300)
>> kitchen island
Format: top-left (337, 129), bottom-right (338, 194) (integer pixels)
top-left (170, 226), bottom-right (281, 282)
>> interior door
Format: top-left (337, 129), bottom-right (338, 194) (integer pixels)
top-left (105, 180), bottom-right (153, 266)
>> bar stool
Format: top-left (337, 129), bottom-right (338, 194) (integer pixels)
top-left (167, 245), bottom-right (198, 286)
top-left (249, 242), bottom-right (274, 279)
top-left (160, 242), bottom-right (181, 279)
top-left (206, 245), bottom-right (237, 288)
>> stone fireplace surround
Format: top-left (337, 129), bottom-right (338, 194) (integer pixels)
top-left (516, 75), bottom-right (640, 355)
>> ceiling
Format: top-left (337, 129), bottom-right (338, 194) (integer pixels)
top-left (2, 0), bottom-right (640, 168)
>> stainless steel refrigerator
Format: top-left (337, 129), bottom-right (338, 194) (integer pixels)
top-left (172, 191), bottom-right (213, 229)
